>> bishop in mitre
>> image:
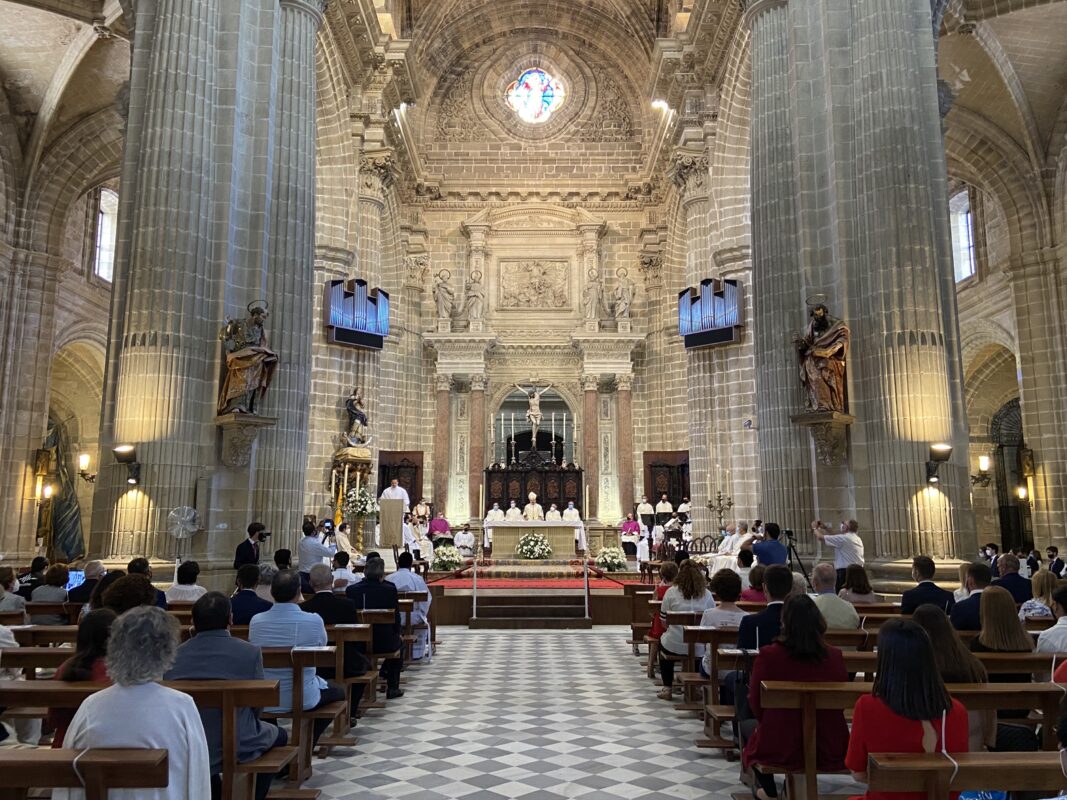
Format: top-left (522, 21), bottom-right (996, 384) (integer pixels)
top-left (523, 492), bottom-right (544, 521)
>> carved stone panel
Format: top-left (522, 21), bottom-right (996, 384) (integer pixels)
top-left (498, 260), bottom-right (570, 309)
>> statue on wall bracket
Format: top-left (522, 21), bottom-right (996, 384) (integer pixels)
top-left (790, 297), bottom-right (854, 466)
top-left (343, 388), bottom-right (371, 447)
top-left (217, 300), bottom-right (279, 415)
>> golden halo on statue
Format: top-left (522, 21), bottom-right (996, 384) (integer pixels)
top-left (438, 269), bottom-right (451, 280)
top-left (246, 299), bottom-right (270, 314)
top-left (805, 293), bottom-right (827, 307)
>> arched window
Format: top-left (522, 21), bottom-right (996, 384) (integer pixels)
top-left (91, 187), bottom-right (119, 283)
top-left (948, 189), bottom-right (976, 282)
top-left (505, 68), bottom-right (566, 124)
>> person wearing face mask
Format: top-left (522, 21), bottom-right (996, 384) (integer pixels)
top-left (984, 542), bottom-right (1001, 577)
top-left (545, 503), bottom-right (562, 522)
top-left (504, 499), bottom-right (522, 521)
top-left (562, 501), bottom-right (585, 552)
top-left (483, 502), bottom-right (505, 551)
top-left (812, 519), bottom-right (865, 592)
top-left (636, 495), bottom-right (654, 532)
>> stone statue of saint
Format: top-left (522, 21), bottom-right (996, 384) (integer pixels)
top-left (793, 302), bottom-right (850, 413)
top-left (343, 388), bottom-right (370, 446)
top-left (464, 270), bottom-right (485, 321)
top-left (433, 270), bottom-right (455, 320)
top-left (217, 302), bottom-right (279, 415)
top-left (582, 269), bottom-right (603, 320)
top-left (613, 267), bottom-right (635, 319)
top-left (514, 382), bottom-right (552, 439)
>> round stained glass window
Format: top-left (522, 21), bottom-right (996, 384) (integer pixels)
top-left (505, 68), bottom-right (566, 124)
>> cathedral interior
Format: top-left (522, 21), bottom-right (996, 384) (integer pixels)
top-left (1, 0), bottom-right (1065, 583)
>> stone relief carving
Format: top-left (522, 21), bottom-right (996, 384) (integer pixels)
top-left (436, 75), bottom-right (483, 142)
top-left (575, 67), bottom-right (634, 142)
top-left (498, 260), bottom-right (569, 309)
top-left (404, 254), bottom-right (429, 288)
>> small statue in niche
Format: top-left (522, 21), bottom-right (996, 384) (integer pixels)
top-left (613, 267), bottom-right (635, 319)
top-left (793, 300), bottom-right (850, 413)
top-left (464, 270), bottom-right (485, 321)
top-left (582, 269), bottom-right (603, 320)
top-left (343, 388), bottom-right (371, 447)
top-left (217, 301), bottom-right (279, 415)
top-left (433, 269), bottom-right (455, 320)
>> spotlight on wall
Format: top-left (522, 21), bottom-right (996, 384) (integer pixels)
top-left (925, 443), bottom-right (953, 485)
top-left (652, 99), bottom-right (670, 112)
top-left (1016, 485), bottom-right (1028, 501)
top-left (42, 483), bottom-right (54, 500)
top-left (970, 453), bottom-right (991, 487)
top-left (126, 462), bottom-right (141, 486)
top-left (112, 444), bottom-right (137, 464)
top-left (77, 452), bottom-right (97, 484)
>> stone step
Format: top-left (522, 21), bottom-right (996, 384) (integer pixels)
top-left (476, 594), bottom-right (585, 607)
top-left (476, 604), bottom-right (586, 619)
top-left (468, 617), bottom-right (593, 630)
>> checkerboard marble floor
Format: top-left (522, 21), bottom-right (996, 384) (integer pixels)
top-left (303, 627), bottom-right (861, 799)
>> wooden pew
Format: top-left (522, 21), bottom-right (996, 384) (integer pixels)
top-left (0, 609), bottom-right (27, 626)
top-left (0, 748), bottom-right (169, 800)
top-left (629, 590), bottom-right (653, 655)
top-left (397, 592), bottom-right (429, 662)
top-left (0, 679), bottom-right (302, 800)
top-left (357, 608), bottom-right (402, 707)
top-left (24, 602), bottom-right (71, 624)
top-left (759, 680), bottom-right (1063, 800)
top-left (867, 751), bottom-right (1066, 800)
top-left (324, 624), bottom-right (374, 731)
top-left (10, 625), bottom-right (78, 646)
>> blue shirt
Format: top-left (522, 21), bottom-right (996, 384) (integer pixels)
top-left (248, 602), bottom-right (327, 713)
top-left (752, 539), bottom-right (788, 566)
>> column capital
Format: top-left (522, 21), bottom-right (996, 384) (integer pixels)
top-left (742, 0), bottom-right (788, 30)
top-left (580, 374), bottom-right (599, 393)
top-left (279, 0), bottom-right (326, 24)
top-left (470, 373), bottom-right (488, 392)
top-left (668, 148), bottom-right (710, 201)
top-left (616, 374), bottom-right (633, 392)
top-left (435, 373), bottom-right (453, 392)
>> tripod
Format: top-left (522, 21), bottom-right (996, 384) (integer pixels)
top-left (786, 535), bottom-right (814, 592)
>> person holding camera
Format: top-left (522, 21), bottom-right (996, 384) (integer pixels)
top-left (812, 519), bottom-right (865, 591)
top-left (234, 523), bottom-right (270, 570)
top-left (298, 520), bottom-right (337, 595)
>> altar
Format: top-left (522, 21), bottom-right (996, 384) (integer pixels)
top-left (485, 521), bottom-right (581, 556)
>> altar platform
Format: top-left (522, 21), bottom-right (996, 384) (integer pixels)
top-left (484, 520), bottom-right (581, 555)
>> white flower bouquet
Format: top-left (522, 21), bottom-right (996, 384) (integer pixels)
top-left (595, 546), bottom-right (628, 572)
top-left (432, 545), bottom-right (463, 572)
top-left (342, 485), bottom-right (378, 518)
top-left (516, 532), bottom-right (553, 560)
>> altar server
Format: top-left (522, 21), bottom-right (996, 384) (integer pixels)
top-left (545, 503), bottom-right (562, 521)
top-left (454, 526), bottom-right (475, 557)
top-left (380, 478), bottom-right (411, 511)
top-left (636, 530), bottom-right (650, 568)
top-left (505, 500), bottom-right (523, 521)
top-left (402, 514), bottom-right (419, 560)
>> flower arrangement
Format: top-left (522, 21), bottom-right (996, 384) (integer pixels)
top-left (516, 531), bottom-right (553, 560)
top-left (595, 546), bottom-right (628, 572)
top-left (432, 545), bottom-right (463, 572)
top-left (342, 485), bottom-right (378, 518)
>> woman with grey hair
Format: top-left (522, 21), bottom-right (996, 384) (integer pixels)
top-left (255, 562), bottom-right (278, 604)
top-left (55, 606), bottom-right (210, 800)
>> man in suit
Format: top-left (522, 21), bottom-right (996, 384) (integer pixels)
top-left (950, 561), bottom-right (992, 631)
top-left (992, 553), bottom-right (1033, 604)
top-left (986, 543), bottom-right (1001, 578)
top-left (346, 557), bottom-right (404, 699)
top-left (67, 560), bottom-right (105, 605)
top-left (900, 556), bottom-right (955, 614)
top-left (737, 564), bottom-right (793, 650)
top-left (231, 564), bottom-right (272, 624)
top-left (234, 522), bottom-right (269, 570)
top-left (126, 557), bottom-right (168, 609)
top-left (1047, 546), bottom-right (1065, 578)
top-left (165, 592), bottom-right (285, 800)
top-left (301, 564), bottom-right (369, 721)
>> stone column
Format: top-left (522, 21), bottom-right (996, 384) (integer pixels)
top-left (746, 0), bottom-right (815, 530)
top-left (253, 0), bottom-right (325, 539)
top-left (581, 374), bottom-right (600, 520)
top-left (468, 374), bottom-right (486, 519)
top-left (616, 374), bottom-right (635, 517)
top-left (433, 373), bottom-right (452, 511)
top-left (92, 0), bottom-right (222, 558)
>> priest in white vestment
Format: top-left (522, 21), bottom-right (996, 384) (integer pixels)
top-left (655, 494), bottom-right (673, 526)
top-left (562, 501), bottom-right (585, 550)
top-left (484, 502), bottom-right (505, 547)
top-left (523, 492), bottom-right (545, 520)
top-left (504, 500), bottom-right (523, 520)
top-left (545, 503), bottom-right (562, 521)
top-left (380, 479), bottom-right (411, 511)
top-left (636, 495), bottom-right (655, 530)
top-left (57, 607), bottom-right (211, 800)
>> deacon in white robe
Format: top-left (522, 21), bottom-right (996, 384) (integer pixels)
top-left (417, 533), bottom-right (434, 564)
top-left (523, 492), bottom-right (544, 521)
top-left (57, 682), bottom-right (211, 800)
top-left (484, 503), bottom-right (505, 547)
top-left (562, 502), bottom-right (585, 550)
top-left (504, 501), bottom-right (523, 521)
top-left (387, 562), bottom-right (432, 659)
top-left (380, 479), bottom-right (411, 511)
top-left (545, 503), bottom-right (562, 521)
top-left (454, 526), bottom-right (476, 556)
top-left (402, 518), bottom-right (419, 557)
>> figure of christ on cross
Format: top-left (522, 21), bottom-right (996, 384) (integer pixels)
top-left (513, 382), bottom-right (553, 443)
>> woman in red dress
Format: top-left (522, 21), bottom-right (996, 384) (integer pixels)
top-left (742, 594), bottom-right (849, 799)
top-left (846, 619), bottom-right (969, 800)
top-left (48, 609), bottom-right (116, 747)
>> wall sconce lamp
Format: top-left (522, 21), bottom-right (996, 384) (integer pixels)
top-left (78, 453), bottom-right (97, 483)
top-left (1016, 485), bottom-right (1029, 501)
top-left (970, 454), bottom-right (991, 487)
top-left (926, 443), bottom-right (953, 484)
top-left (113, 444), bottom-right (141, 486)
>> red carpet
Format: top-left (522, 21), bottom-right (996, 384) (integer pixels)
top-left (432, 578), bottom-right (643, 589)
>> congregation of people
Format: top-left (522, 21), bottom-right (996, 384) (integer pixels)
top-left (641, 516), bottom-right (1067, 800)
top-left (0, 520), bottom-right (433, 800)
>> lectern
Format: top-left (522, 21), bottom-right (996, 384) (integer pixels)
top-left (379, 498), bottom-right (404, 550)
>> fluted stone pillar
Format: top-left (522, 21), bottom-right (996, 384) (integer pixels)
top-left (433, 374), bottom-right (452, 510)
top-left (848, 0), bottom-right (970, 559)
top-left (468, 374), bottom-right (486, 519)
top-left (581, 374), bottom-right (599, 520)
top-left (616, 374), bottom-right (635, 517)
top-left (253, 0), bottom-right (325, 538)
top-left (92, 0), bottom-right (221, 558)
top-left (747, 0), bottom-right (815, 530)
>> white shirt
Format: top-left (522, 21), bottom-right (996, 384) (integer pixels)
top-left (505, 506), bottom-right (523, 520)
top-left (380, 485), bottom-right (411, 510)
top-left (655, 501), bottom-right (673, 514)
top-left (636, 537), bottom-right (650, 562)
top-left (545, 509), bottom-right (562, 521)
top-left (332, 567), bottom-right (358, 588)
top-left (822, 531), bottom-right (865, 569)
top-left (298, 535), bottom-right (336, 572)
top-left (165, 584), bottom-right (207, 603)
top-left (56, 682), bottom-right (211, 800)
top-left (1036, 617), bottom-right (1067, 653)
top-left (486, 508), bottom-right (505, 521)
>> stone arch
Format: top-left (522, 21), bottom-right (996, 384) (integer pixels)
top-left (487, 380), bottom-right (581, 428)
top-left (965, 342), bottom-right (1020, 440)
top-left (16, 108), bottom-right (125, 255)
top-left (991, 398), bottom-right (1024, 446)
top-left (960, 317), bottom-right (1017, 369)
top-left (0, 85), bottom-right (20, 243)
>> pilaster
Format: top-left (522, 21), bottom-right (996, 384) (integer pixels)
top-left (581, 374), bottom-right (600, 520)
top-left (468, 373), bottom-right (487, 519)
top-left (433, 373), bottom-right (453, 512)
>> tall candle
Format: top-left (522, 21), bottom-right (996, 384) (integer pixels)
top-left (343, 464), bottom-right (349, 494)
top-left (479, 482), bottom-right (485, 515)
top-left (354, 468), bottom-right (360, 496)
top-left (584, 483), bottom-right (589, 516)
top-left (511, 412), bottom-right (515, 440)
top-left (331, 467), bottom-right (336, 498)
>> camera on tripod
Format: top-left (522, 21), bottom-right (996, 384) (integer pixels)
top-left (784, 528), bottom-right (795, 540)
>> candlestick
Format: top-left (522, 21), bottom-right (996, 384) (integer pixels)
top-left (511, 412), bottom-right (515, 441)
top-left (354, 468), bottom-right (360, 497)
top-left (331, 467), bottom-right (336, 499)
top-left (343, 464), bottom-right (349, 495)
top-left (584, 483), bottom-right (589, 517)
top-left (479, 483), bottom-right (485, 515)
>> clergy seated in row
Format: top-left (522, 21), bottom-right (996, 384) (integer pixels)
top-left (386, 552), bottom-right (432, 659)
top-left (546, 503), bottom-right (562, 521)
top-left (718, 521), bottom-right (753, 555)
